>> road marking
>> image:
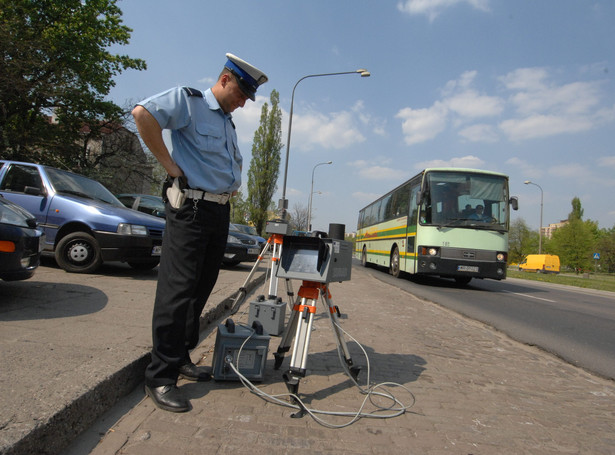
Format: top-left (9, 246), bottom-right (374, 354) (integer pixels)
top-left (502, 290), bottom-right (556, 303)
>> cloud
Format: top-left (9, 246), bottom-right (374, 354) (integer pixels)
top-left (349, 159), bottom-right (408, 181)
top-left (499, 114), bottom-right (594, 141)
top-left (232, 95), bottom-right (269, 144)
top-left (397, 0), bottom-right (491, 21)
top-left (446, 90), bottom-right (504, 118)
top-left (290, 108), bottom-right (366, 152)
top-left (498, 67), bottom-right (614, 140)
top-left (505, 157), bottom-right (543, 180)
top-left (396, 102), bottom-right (448, 145)
top-left (414, 155), bottom-right (486, 170)
top-left (548, 163), bottom-right (593, 181)
top-left (397, 71), bottom-right (504, 144)
top-left (458, 124), bottom-right (499, 142)
top-left (397, 66), bottom-right (615, 145)
top-left (353, 191), bottom-right (382, 204)
top-left (597, 156), bottom-right (615, 169)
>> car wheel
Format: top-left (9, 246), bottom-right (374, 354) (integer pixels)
top-left (389, 246), bottom-right (400, 278)
top-left (128, 259), bottom-right (160, 270)
top-left (55, 232), bottom-right (103, 273)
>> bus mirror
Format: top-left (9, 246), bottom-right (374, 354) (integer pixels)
top-left (509, 196), bottom-right (518, 211)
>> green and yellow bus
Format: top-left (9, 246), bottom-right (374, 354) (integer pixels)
top-left (355, 168), bottom-right (518, 284)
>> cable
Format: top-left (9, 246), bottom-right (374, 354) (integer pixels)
top-left (226, 308), bottom-right (416, 429)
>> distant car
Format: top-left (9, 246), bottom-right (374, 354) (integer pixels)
top-left (0, 195), bottom-right (44, 281)
top-left (0, 160), bottom-right (165, 273)
top-left (223, 224), bottom-right (261, 266)
top-left (231, 223), bottom-right (266, 250)
top-left (117, 194), bottom-right (166, 218)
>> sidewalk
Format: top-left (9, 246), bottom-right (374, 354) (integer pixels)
top-left (0, 261), bottom-right (265, 455)
top-left (87, 266), bottom-right (615, 455)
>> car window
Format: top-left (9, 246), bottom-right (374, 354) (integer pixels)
top-left (117, 195), bottom-right (137, 208)
top-left (45, 167), bottom-right (123, 206)
top-left (139, 197), bottom-right (165, 216)
top-left (0, 164), bottom-right (44, 193)
top-left (0, 198), bottom-right (33, 228)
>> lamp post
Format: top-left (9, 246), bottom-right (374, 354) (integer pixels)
top-left (524, 180), bottom-right (543, 254)
top-left (307, 161), bottom-right (332, 231)
top-left (279, 69), bottom-right (370, 219)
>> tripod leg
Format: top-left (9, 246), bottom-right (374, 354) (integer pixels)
top-left (273, 301), bottom-right (299, 369)
top-left (229, 238), bottom-right (272, 314)
top-left (322, 285), bottom-right (360, 381)
top-left (282, 282), bottom-right (319, 397)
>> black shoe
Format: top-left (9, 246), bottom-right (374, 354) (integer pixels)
top-left (178, 362), bottom-right (213, 382)
top-left (145, 384), bottom-right (191, 413)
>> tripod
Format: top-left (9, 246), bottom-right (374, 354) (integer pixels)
top-left (230, 232), bottom-right (294, 314)
top-left (273, 280), bottom-right (360, 417)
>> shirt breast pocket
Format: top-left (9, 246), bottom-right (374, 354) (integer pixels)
top-left (194, 123), bottom-right (223, 152)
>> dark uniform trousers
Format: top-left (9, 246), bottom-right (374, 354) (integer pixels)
top-left (145, 198), bottom-right (230, 387)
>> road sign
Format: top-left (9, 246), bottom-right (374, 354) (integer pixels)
top-left (593, 253), bottom-right (600, 260)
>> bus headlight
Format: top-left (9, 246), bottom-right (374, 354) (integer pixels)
top-left (496, 252), bottom-right (507, 262)
top-left (420, 246), bottom-right (439, 256)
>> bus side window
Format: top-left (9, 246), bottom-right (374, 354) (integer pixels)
top-left (408, 185), bottom-right (419, 226)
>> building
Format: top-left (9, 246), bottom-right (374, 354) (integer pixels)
top-left (542, 220), bottom-right (568, 239)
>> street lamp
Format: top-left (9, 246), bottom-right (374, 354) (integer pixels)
top-left (279, 69), bottom-right (371, 219)
top-left (307, 161), bottom-right (332, 231)
top-left (524, 180), bottom-right (544, 254)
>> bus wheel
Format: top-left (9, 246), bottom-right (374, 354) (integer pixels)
top-left (390, 246), bottom-right (400, 278)
top-left (361, 247), bottom-right (368, 267)
top-left (454, 276), bottom-right (472, 285)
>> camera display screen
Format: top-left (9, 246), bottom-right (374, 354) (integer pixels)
top-left (284, 248), bottom-right (318, 274)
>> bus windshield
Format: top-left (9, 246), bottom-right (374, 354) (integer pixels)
top-left (420, 171), bottom-right (509, 231)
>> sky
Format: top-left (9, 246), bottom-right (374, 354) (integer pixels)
top-left (107, 0), bottom-right (615, 234)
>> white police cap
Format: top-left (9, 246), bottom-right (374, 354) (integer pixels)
top-left (224, 53), bottom-right (268, 101)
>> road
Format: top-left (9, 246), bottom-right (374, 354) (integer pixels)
top-left (359, 261), bottom-right (615, 381)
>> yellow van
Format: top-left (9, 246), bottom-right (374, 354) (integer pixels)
top-left (518, 254), bottom-right (560, 274)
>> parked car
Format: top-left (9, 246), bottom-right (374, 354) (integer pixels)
top-left (0, 160), bottom-right (165, 273)
top-left (231, 223), bottom-right (266, 250)
top-left (223, 224), bottom-right (261, 266)
top-left (0, 195), bottom-right (44, 281)
top-left (117, 193), bottom-right (166, 218)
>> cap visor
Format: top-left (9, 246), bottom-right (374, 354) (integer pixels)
top-left (237, 81), bottom-right (255, 101)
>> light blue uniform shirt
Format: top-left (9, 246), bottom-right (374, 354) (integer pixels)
top-left (138, 86), bottom-right (242, 194)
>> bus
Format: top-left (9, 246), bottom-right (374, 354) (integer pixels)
top-left (355, 168), bottom-right (518, 284)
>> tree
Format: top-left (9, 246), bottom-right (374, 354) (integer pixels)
top-left (568, 196), bottom-right (584, 221)
top-left (290, 203), bottom-right (309, 232)
top-left (508, 217), bottom-right (539, 263)
top-left (0, 0), bottom-right (145, 170)
top-left (246, 90), bottom-right (283, 234)
top-left (549, 198), bottom-right (597, 273)
top-left (596, 227), bottom-right (615, 273)
top-left (230, 190), bottom-right (250, 224)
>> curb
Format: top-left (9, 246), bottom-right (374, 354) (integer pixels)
top-left (3, 271), bottom-right (266, 455)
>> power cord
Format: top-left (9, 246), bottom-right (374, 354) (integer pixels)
top-left (225, 311), bottom-right (416, 428)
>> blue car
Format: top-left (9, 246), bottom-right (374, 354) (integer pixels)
top-left (0, 195), bottom-right (44, 281)
top-left (0, 160), bottom-right (165, 273)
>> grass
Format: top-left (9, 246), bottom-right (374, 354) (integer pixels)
top-left (507, 269), bottom-right (615, 293)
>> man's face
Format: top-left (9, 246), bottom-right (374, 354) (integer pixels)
top-left (219, 75), bottom-right (250, 113)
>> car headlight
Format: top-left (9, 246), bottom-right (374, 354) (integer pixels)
top-left (117, 223), bottom-right (148, 236)
top-left (227, 235), bottom-right (242, 244)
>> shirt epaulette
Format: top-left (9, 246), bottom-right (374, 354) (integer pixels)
top-left (182, 87), bottom-right (203, 97)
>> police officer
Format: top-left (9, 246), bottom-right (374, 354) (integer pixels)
top-left (132, 54), bottom-right (268, 412)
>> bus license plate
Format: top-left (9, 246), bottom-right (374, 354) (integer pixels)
top-left (152, 245), bottom-right (162, 256)
top-left (457, 265), bottom-right (478, 272)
